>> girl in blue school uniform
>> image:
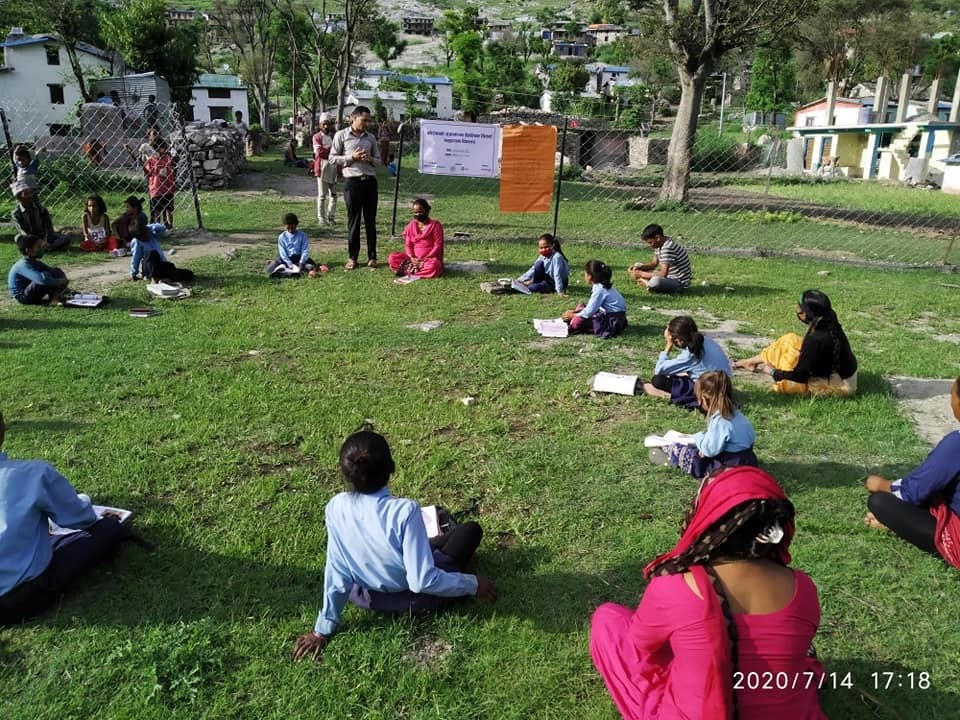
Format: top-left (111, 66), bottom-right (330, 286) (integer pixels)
top-left (661, 370), bottom-right (759, 479)
top-left (642, 315), bottom-right (733, 410)
top-left (516, 233), bottom-right (569, 295)
top-left (562, 260), bottom-right (627, 339)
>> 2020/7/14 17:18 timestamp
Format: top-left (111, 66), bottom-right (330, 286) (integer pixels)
top-left (732, 671), bottom-right (932, 691)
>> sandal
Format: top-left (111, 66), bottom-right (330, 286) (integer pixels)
top-left (344, 259), bottom-right (357, 270)
top-left (367, 258), bottom-right (379, 269)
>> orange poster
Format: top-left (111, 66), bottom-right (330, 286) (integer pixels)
top-left (499, 125), bottom-right (557, 213)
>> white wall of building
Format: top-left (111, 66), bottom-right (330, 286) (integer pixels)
top-left (191, 85), bottom-right (249, 124)
top-left (0, 40), bottom-right (113, 141)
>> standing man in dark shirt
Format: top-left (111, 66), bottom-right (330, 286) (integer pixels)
top-left (330, 106), bottom-right (381, 270)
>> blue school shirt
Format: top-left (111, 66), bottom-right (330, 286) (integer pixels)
top-left (578, 283), bottom-right (627, 319)
top-left (518, 253), bottom-right (569, 294)
top-left (8, 257), bottom-right (62, 298)
top-left (694, 409), bottom-right (756, 458)
top-left (314, 486), bottom-right (478, 636)
top-left (654, 336), bottom-right (732, 380)
top-left (0, 452), bottom-right (97, 596)
top-left (130, 220), bottom-right (167, 277)
top-left (277, 229), bottom-right (310, 266)
top-left (891, 431), bottom-right (960, 516)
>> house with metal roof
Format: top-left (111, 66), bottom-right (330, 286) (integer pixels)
top-left (355, 70), bottom-right (454, 119)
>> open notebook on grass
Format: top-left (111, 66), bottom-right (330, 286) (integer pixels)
top-left (49, 504), bottom-right (134, 536)
top-left (644, 430), bottom-right (698, 448)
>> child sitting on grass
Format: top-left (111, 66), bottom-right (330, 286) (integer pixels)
top-left (642, 316), bottom-right (733, 410)
top-left (80, 195), bottom-right (118, 253)
top-left (561, 260), bottom-right (627, 338)
top-left (266, 213), bottom-right (325, 277)
top-left (129, 215), bottom-right (193, 283)
top-left (292, 429), bottom-right (497, 662)
top-left (656, 370), bottom-right (759, 479)
top-left (7, 234), bottom-right (69, 306)
top-left (516, 233), bottom-right (569, 295)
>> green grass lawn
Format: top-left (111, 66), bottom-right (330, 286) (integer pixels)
top-left (0, 176), bottom-right (958, 719)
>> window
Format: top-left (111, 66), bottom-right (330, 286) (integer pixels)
top-left (48, 84), bottom-right (65, 104)
top-left (207, 88), bottom-right (231, 99)
top-left (45, 46), bottom-right (60, 65)
top-left (209, 106), bottom-right (230, 121)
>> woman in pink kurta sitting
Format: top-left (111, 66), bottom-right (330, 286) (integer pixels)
top-left (590, 466), bottom-right (827, 720)
top-left (389, 198), bottom-right (444, 279)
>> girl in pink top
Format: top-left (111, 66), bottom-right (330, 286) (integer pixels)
top-left (143, 139), bottom-right (176, 228)
top-left (388, 198), bottom-right (444, 279)
top-left (590, 467), bottom-right (827, 720)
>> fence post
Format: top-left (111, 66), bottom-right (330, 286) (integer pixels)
top-left (0, 108), bottom-right (13, 183)
top-left (391, 121), bottom-right (406, 238)
top-left (552, 116), bottom-right (568, 239)
top-left (177, 109), bottom-right (204, 230)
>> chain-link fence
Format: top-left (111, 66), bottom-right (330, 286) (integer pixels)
top-left (1, 100), bottom-right (201, 233)
top-left (387, 107), bottom-right (960, 268)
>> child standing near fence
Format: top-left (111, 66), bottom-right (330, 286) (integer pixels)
top-left (143, 139), bottom-right (175, 229)
top-left (561, 260), bottom-right (627, 338)
top-left (79, 195), bottom-right (118, 253)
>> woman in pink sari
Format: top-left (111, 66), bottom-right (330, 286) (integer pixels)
top-left (389, 198), bottom-right (444, 279)
top-left (590, 467), bottom-right (827, 720)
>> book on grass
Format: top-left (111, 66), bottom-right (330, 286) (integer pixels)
top-left (533, 318), bottom-right (569, 338)
top-left (65, 293), bottom-right (105, 308)
top-left (510, 279), bottom-right (532, 295)
top-left (271, 265), bottom-right (301, 276)
top-left (129, 307), bottom-right (159, 317)
top-left (592, 371), bottom-right (639, 395)
top-left (643, 430), bottom-right (698, 448)
top-left (49, 504), bottom-right (134, 536)
top-left (394, 274), bottom-right (420, 285)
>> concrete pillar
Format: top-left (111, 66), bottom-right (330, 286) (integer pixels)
top-left (874, 76), bottom-right (889, 123)
top-left (928, 77), bottom-right (941, 117)
top-left (865, 132), bottom-right (881, 179)
top-left (895, 73), bottom-right (911, 123)
top-left (824, 81), bottom-right (836, 126)
top-left (950, 68), bottom-right (960, 123)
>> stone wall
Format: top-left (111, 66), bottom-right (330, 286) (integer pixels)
top-left (174, 121), bottom-right (247, 189)
top-left (628, 137), bottom-right (670, 167)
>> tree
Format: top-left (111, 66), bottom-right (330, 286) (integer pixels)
top-left (209, 0), bottom-right (283, 129)
top-left (436, 8), bottom-right (479, 68)
top-left (450, 29), bottom-right (486, 116)
top-left (483, 40), bottom-right (538, 108)
top-left (102, 0), bottom-right (200, 106)
top-left (654, 0), bottom-right (815, 202)
top-left (549, 60), bottom-right (589, 113)
top-left (361, 14), bottom-right (407, 68)
top-left (744, 43), bottom-right (797, 121)
top-left (794, 0), bottom-right (912, 96)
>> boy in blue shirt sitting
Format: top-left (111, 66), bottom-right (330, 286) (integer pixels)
top-left (7, 234), bottom-right (69, 305)
top-left (266, 212), bottom-right (322, 276)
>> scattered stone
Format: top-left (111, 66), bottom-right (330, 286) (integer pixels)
top-left (888, 376), bottom-right (956, 446)
top-left (461, 396), bottom-right (476, 406)
top-left (446, 260), bottom-right (487, 273)
top-left (407, 320), bottom-right (444, 331)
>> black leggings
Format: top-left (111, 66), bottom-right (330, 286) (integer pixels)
top-left (868, 492), bottom-right (940, 557)
top-left (430, 521), bottom-right (483, 570)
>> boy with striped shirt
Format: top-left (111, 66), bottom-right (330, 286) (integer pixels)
top-left (628, 223), bottom-right (692, 293)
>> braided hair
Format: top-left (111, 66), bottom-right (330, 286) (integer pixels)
top-left (800, 289), bottom-right (843, 372)
top-left (650, 491), bottom-right (796, 718)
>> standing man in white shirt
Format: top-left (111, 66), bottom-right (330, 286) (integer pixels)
top-left (329, 106), bottom-right (381, 270)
